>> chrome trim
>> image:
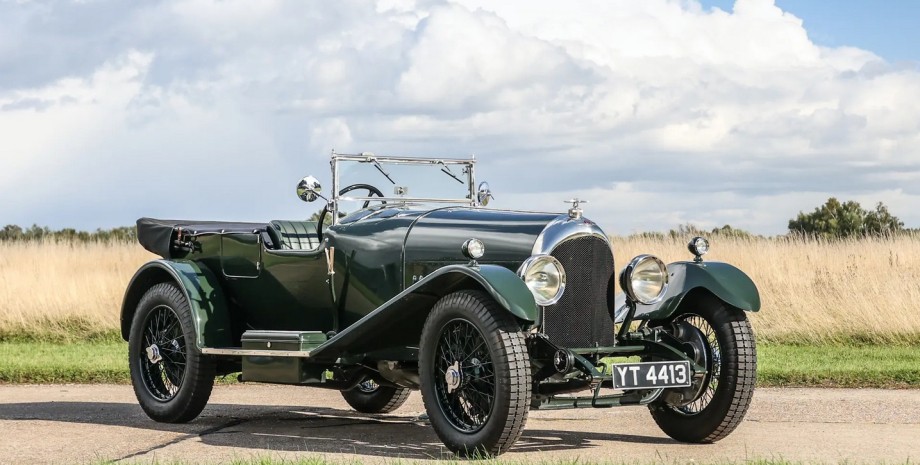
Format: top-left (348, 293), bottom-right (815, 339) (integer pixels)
top-left (469, 158), bottom-right (478, 206)
top-left (329, 153), bottom-right (479, 214)
top-left (531, 214), bottom-right (612, 256)
top-left (339, 195), bottom-right (472, 203)
top-left (565, 198), bottom-right (588, 219)
top-left (201, 348), bottom-right (313, 357)
top-left (331, 149), bottom-right (340, 226)
top-left (333, 153), bottom-right (476, 165)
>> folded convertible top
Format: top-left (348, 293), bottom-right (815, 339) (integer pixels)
top-left (137, 217), bottom-right (267, 258)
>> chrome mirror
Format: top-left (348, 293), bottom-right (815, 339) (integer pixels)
top-left (477, 182), bottom-right (494, 206)
top-left (296, 176), bottom-right (322, 202)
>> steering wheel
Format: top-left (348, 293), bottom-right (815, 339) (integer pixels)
top-left (316, 183), bottom-right (386, 241)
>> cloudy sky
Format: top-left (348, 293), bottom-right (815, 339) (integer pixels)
top-left (1, 0), bottom-right (918, 235)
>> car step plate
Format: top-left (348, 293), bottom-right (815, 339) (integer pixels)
top-left (611, 361), bottom-right (692, 390)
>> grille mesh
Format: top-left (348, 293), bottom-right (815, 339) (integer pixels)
top-left (544, 235), bottom-right (616, 348)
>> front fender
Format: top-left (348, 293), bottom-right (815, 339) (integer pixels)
top-left (615, 261), bottom-right (760, 322)
top-left (121, 259), bottom-right (233, 350)
top-left (308, 264), bottom-right (537, 361)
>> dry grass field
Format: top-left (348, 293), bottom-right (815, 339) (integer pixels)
top-left (1, 236), bottom-right (918, 344)
top-left (0, 240), bottom-right (155, 341)
top-left (613, 235), bottom-right (920, 345)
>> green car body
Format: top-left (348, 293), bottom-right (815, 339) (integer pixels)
top-left (122, 153), bottom-right (761, 455)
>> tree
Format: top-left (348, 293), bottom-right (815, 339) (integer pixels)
top-left (788, 198), bottom-right (904, 238)
top-left (0, 225), bottom-right (23, 241)
top-left (864, 202), bottom-right (904, 236)
top-left (666, 223), bottom-right (755, 239)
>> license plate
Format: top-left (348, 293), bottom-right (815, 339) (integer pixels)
top-left (611, 361), bottom-right (692, 390)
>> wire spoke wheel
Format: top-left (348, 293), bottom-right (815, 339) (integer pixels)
top-left (434, 318), bottom-right (496, 433)
top-left (139, 304), bottom-right (187, 401)
top-left (648, 293), bottom-right (756, 444)
top-left (341, 379), bottom-right (410, 414)
top-left (129, 282), bottom-right (214, 424)
top-left (672, 313), bottom-right (720, 415)
top-left (420, 290), bottom-right (531, 457)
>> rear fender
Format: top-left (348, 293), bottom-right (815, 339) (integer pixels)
top-left (121, 259), bottom-right (233, 349)
top-left (309, 264), bottom-right (537, 361)
top-left (615, 261), bottom-right (760, 322)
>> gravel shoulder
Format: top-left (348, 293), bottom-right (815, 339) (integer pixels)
top-left (1, 384), bottom-right (918, 464)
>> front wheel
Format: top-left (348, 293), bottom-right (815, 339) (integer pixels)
top-left (419, 290), bottom-right (531, 457)
top-left (648, 293), bottom-right (757, 443)
top-left (341, 380), bottom-right (411, 414)
top-left (128, 282), bottom-right (215, 423)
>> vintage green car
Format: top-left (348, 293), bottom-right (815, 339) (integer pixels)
top-left (122, 152), bottom-right (760, 456)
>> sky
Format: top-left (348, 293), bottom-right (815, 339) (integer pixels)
top-left (1, 0), bottom-right (918, 236)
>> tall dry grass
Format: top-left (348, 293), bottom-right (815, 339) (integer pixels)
top-left (0, 240), bottom-right (154, 341)
top-left (612, 235), bottom-right (920, 345)
top-left (1, 236), bottom-right (918, 344)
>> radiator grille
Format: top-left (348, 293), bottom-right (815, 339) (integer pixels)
top-left (543, 235), bottom-right (616, 348)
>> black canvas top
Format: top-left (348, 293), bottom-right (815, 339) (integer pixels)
top-left (136, 217), bottom-right (267, 258)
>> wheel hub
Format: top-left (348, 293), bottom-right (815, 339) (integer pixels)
top-left (444, 361), bottom-right (462, 394)
top-left (145, 344), bottom-right (163, 364)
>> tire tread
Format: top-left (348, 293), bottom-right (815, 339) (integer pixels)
top-left (649, 295), bottom-right (757, 443)
top-left (131, 282), bottom-right (215, 423)
top-left (420, 290), bottom-right (531, 457)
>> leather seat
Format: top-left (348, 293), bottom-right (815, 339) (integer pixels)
top-left (267, 220), bottom-right (321, 250)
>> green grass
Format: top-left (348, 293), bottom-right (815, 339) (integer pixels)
top-left (0, 340), bottom-right (129, 383)
top-left (2, 342), bottom-right (918, 388)
top-left (758, 343), bottom-right (920, 388)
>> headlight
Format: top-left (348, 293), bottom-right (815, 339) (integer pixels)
top-left (619, 254), bottom-right (668, 305)
top-left (461, 238), bottom-right (485, 259)
top-left (688, 236), bottom-right (709, 259)
top-left (517, 255), bottom-right (566, 306)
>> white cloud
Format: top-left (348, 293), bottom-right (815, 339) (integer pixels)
top-left (0, 0), bottom-right (918, 234)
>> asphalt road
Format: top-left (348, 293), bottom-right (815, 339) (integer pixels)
top-left (1, 384), bottom-right (918, 464)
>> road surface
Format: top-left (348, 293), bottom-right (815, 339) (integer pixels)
top-left (0, 385), bottom-right (917, 464)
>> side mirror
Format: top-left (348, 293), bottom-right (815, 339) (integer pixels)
top-left (296, 176), bottom-right (322, 202)
top-left (477, 182), bottom-right (494, 206)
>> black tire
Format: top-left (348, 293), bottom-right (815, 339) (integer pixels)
top-left (419, 290), bottom-right (531, 457)
top-left (128, 282), bottom-right (215, 423)
top-left (341, 380), bottom-right (411, 414)
top-left (648, 293), bottom-right (756, 443)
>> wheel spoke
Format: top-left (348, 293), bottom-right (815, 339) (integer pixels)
top-left (139, 305), bottom-right (187, 402)
top-left (671, 313), bottom-right (721, 415)
top-left (433, 318), bottom-right (496, 433)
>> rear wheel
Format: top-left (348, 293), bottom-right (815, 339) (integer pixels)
top-left (341, 380), bottom-right (411, 414)
top-left (648, 293), bottom-right (756, 443)
top-left (419, 290), bottom-right (531, 457)
top-left (128, 282), bottom-right (215, 423)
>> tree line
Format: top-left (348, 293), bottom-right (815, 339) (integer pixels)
top-left (0, 224), bottom-right (136, 242)
top-left (0, 198), bottom-right (912, 243)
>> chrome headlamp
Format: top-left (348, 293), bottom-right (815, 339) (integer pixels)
top-left (517, 255), bottom-right (566, 306)
top-left (688, 236), bottom-right (709, 262)
top-left (619, 254), bottom-right (668, 305)
top-left (461, 238), bottom-right (485, 259)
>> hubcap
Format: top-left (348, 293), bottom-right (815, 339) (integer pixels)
top-left (433, 318), bottom-right (496, 433)
top-left (145, 344), bottom-right (163, 364)
top-left (444, 361), bottom-right (462, 394)
top-left (357, 379), bottom-right (379, 393)
top-left (139, 305), bottom-right (187, 402)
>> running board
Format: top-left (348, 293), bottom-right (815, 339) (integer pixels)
top-left (200, 347), bottom-right (312, 358)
